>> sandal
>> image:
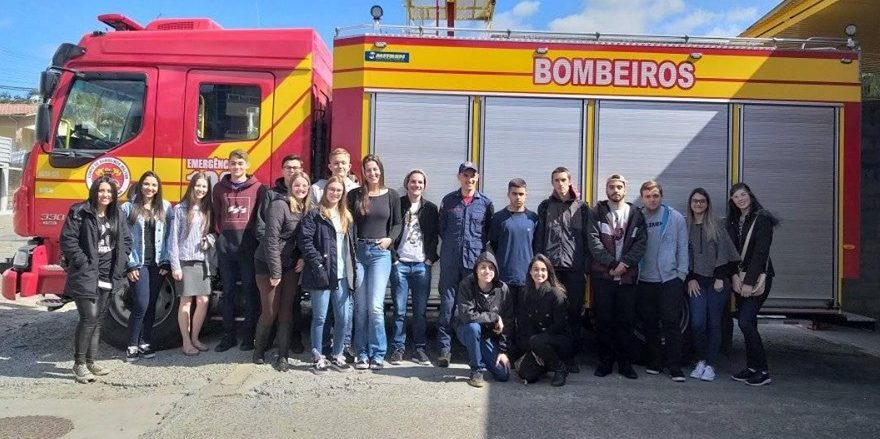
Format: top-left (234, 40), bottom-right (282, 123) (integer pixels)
top-left (182, 346), bottom-right (200, 356)
top-left (191, 340), bottom-right (209, 352)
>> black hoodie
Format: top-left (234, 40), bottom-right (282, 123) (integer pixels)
top-left (453, 251), bottom-right (514, 353)
top-left (255, 177), bottom-right (289, 242)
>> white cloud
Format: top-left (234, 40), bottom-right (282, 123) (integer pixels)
top-left (512, 1), bottom-right (541, 18)
top-left (492, 1), bottom-right (541, 30)
top-left (549, 0), bottom-right (685, 34)
top-left (547, 1), bottom-right (761, 36)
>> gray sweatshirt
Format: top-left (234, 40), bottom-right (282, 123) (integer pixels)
top-left (639, 205), bottom-right (689, 283)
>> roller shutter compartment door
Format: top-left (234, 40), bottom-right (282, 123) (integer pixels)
top-left (742, 105), bottom-right (835, 307)
top-left (372, 93), bottom-right (470, 205)
top-left (595, 101), bottom-right (729, 215)
top-left (481, 97), bottom-right (584, 211)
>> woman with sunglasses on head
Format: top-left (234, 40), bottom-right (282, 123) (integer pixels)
top-left (60, 176), bottom-right (132, 383)
top-left (167, 172), bottom-right (215, 356)
top-left (253, 171), bottom-right (311, 370)
top-left (120, 171), bottom-right (173, 362)
top-left (727, 183), bottom-right (779, 387)
top-left (685, 188), bottom-right (739, 382)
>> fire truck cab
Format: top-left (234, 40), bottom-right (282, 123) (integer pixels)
top-left (2, 14), bottom-right (330, 348)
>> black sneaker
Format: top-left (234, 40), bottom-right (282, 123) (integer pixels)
top-left (412, 347), bottom-right (431, 366)
top-left (670, 368), bottom-right (686, 382)
top-left (594, 361), bottom-right (613, 377)
top-left (329, 356), bottom-right (352, 372)
top-left (138, 344), bottom-right (156, 360)
top-left (125, 347), bottom-right (140, 363)
top-left (355, 358), bottom-right (370, 370)
top-left (468, 370), bottom-right (486, 388)
top-left (389, 349), bottom-right (405, 365)
top-left (731, 368), bottom-right (757, 382)
top-left (565, 359), bottom-right (580, 374)
top-left (645, 363), bottom-right (662, 375)
top-left (370, 359), bottom-right (385, 371)
top-left (618, 362), bottom-right (638, 380)
top-left (551, 368), bottom-right (568, 387)
top-left (343, 345), bottom-right (356, 364)
top-left (239, 339), bottom-right (255, 351)
top-left (745, 371), bottom-right (772, 386)
top-left (215, 337), bottom-right (237, 353)
top-left (437, 350), bottom-right (451, 368)
top-left (290, 336), bottom-right (305, 355)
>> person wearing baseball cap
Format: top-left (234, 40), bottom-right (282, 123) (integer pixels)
top-left (436, 161), bottom-right (494, 367)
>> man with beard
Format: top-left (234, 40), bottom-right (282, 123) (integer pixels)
top-left (588, 174), bottom-right (647, 379)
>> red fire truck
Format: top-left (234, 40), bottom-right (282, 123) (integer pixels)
top-left (1, 11), bottom-right (862, 349)
top-left (2, 14), bottom-right (331, 348)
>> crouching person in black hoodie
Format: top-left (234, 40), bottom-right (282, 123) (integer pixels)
top-left (514, 254), bottom-right (572, 387)
top-left (454, 251), bottom-right (514, 388)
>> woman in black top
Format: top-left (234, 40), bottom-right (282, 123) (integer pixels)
top-left (727, 182), bottom-right (778, 387)
top-left (253, 171), bottom-right (310, 370)
top-left (347, 154), bottom-right (401, 370)
top-left (515, 254), bottom-right (571, 387)
top-left (60, 176), bottom-right (132, 383)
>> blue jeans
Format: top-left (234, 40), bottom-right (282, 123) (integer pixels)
top-left (127, 264), bottom-right (162, 347)
top-left (354, 242), bottom-right (392, 361)
top-left (310, 278), bottom-right (352, 360)
top-left (455, 322), bottom-right (510, 381)
top-left (438, 264), bottom-right (472, 353)
top-left (688, 276), bottom-right (730, 366)
top-left (390, 261), bottom-right (432, 351)
top-left (220, 251), bottom-right (258, 341)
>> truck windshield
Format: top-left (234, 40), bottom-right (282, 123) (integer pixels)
top-left (55, 77), bottom-right (146, 151)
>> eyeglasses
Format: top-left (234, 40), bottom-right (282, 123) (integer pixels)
top-left (691, 199), bottom-right (707, 205)
top-left (283, 166), bottom-right (301, 171)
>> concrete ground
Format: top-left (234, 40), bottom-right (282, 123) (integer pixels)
top-left (1, 215), bottom-right (879, 438)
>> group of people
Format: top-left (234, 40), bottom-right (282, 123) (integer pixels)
top-left (60, 147), bottom-right (778, 389)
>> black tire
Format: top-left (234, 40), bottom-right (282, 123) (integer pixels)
top-left (632, 297), bottom-right (691, 365)
top-left (101, 274), bottom-right (181, 351)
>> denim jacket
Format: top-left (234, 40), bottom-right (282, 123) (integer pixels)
top-left (120, 200), bottom-right (173, 269)
top-left (439, 189), bottom-right (494, 270)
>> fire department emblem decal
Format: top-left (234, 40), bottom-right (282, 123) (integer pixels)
top-left (86, 157), bottom-right (131, 195)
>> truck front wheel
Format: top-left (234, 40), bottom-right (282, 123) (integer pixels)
top-left (101, 275), bottom-right (181, 351)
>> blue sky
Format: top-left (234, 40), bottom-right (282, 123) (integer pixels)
top-left (0, 0), bottom-right (780, 94)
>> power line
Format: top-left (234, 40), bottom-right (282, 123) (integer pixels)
top-left (0, 84), bottom-right (36, 92)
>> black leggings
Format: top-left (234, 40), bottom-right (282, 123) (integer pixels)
top-left (74, 289), bottom-right (112, 364)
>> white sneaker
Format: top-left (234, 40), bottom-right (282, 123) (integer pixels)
top-left (701, 365), bottom-right (716, 381)
top-left (690, 361), bottom-right (706, 379)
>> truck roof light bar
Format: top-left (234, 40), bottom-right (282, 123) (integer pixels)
top-left (335, 23), bottom-right (855, 52)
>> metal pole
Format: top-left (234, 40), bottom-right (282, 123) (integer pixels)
top-left (446, 0), bottom-right (455, 37)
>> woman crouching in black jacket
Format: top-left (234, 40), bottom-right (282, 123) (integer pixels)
top-left (514, 254), bottom-right (572, 387)
top-left (60, 176), bottom-right (132, 383)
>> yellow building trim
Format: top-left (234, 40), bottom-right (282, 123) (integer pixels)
top-left (741, 0), bottom-right (840, 38)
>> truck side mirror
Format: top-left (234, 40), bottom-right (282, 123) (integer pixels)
top-left (39, 70), bottom-right (59, 99)
top-left (35, 103), bottom-right (52, 145)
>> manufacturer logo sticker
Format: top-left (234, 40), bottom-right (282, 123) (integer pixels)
top-left (365, 51), bottom-right (410, 63)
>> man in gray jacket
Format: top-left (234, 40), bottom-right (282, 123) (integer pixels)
top-left (636, 180), bottom-right (689, 382)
